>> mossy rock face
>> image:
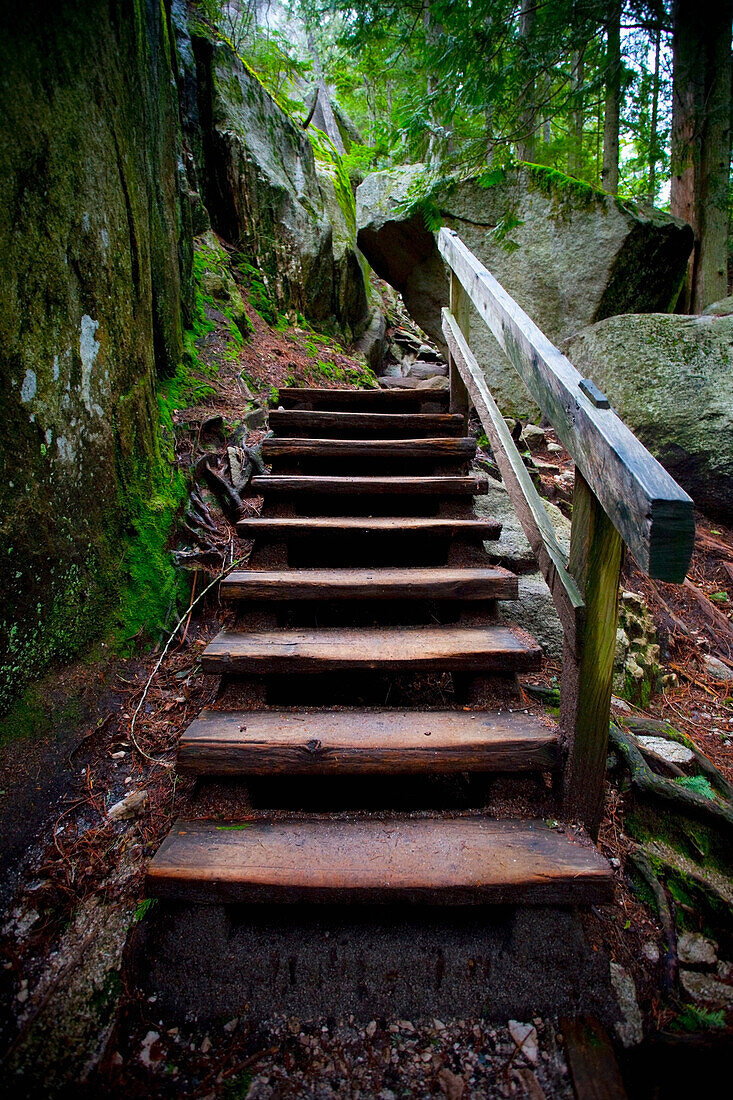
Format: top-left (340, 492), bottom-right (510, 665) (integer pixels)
top-left (356, 164), bottom-right (693, 417)
top-left (0, 0), bottom-right (193, 714)
top-left (564, 312), bottom-right (733, 519)
top-left (192, 38), bottom-right (369, 335)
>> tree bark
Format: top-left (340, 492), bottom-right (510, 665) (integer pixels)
top-left (670, 0), bottom-right (733, 313)
top-left (569, 48), bottom-right (585, 177)
top-left (647, 26), bottom-right (661, 203)
top-left (515, 0), bottom-right (536, 162)
top-left (601, 2), bottom-right (621, 194)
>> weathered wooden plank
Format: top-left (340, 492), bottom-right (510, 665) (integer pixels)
top-left (220, 566), bottom-right (518, 601)
top-left (178, 708), bottom-right (559, 775)
top-left (235, 515), bottom-right (502, 539)
top-left (201, 624), bottom-right (542, 674)
top-left (146, 817), bottom-right (614, 905)
top-left (443, 307), bottom-right (585, 654)
top-left (251, 474), bottom-right (489, 496)
top-left (561, 471), bottom-right (624, 835)
top-left (561, 1017), bottom-right (628, 1100)
top-left (261, 436), bottom-right (476, 460)
top-left (438, 228), bottom-right (694, 582)
top-left (269, 409), bottom-right (465, 438)
top-left (277, 386), bottom-right (448, 408)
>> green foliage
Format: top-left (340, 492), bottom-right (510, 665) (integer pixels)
top-left (306, 126), bottom-right (357, 232)
top-left (674, 775), bottom-right (717, 801)
top-left (234, 256), bottom-right (279, 325)
top-left (672, 1005), bottom-right (726, 1032)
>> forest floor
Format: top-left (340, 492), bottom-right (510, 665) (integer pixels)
top-left (1, 248), bottom-right (733, 1098)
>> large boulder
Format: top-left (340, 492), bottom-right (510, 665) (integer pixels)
top-left (564, 312), bottom-right (733, 519)
top-left (0, 0), bottom-right (193, 714)
top-left (356, 165), bottom-right (692, 416)
top-left (193, 38), bottom-right (369, 337)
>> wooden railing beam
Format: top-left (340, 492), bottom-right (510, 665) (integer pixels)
top-left (449, 271), bottom-right (470, 430)
top-left (438, 228), bottom-right (694, 583)
top-left (442, 307), bottom-right (585, 653)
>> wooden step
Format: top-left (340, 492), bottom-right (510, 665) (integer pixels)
top-left (252, 475), bottom-right (489, 496)
top-left (146, 817), bottom-right (614, 905)
top-left (235, 515), bottom-right (502, 540)
top-left (262, 436), bottom-right (476, 461)
top-left (277, 386), bottom-right (448, 409)
top-left (178, 708), bottom-right (558, 775)
top-left (201, 624), bottom-right (542, 674)
top-left (220, 566), bottom-right (518, 601)
top-left (269, 410), bottom-right (465, 438)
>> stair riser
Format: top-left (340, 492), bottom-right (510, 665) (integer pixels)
top-left (201, 652), bottom-right (541, 674)
top-left (220, 577), bottom-right (518, 601)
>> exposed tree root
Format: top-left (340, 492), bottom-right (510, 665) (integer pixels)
top-left (627, 845), bottom-right (678, 993)
top-left (609, 723), bottom-right (733, 832)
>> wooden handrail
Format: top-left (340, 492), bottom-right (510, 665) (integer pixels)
top-left (438, 227), bottom-right (694, 583)
top-left (442, 307), bottom-right (585, 656)
top-left (438, 227), bottom-right (694, 833)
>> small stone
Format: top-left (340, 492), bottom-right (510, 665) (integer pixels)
top-left (438, 1067), bottom-right (465, 1099)
top-left (521, 424), bottom-right (546, 453)
top-left (416, 375), bottom-right (450, 391)
top-left (16, 980), bottom-right (29, 1004)
top-left (108, 789), bottom-right (148, 822)
top-left (433, 1018), bottom-right (446, 1030)
top-left (642, 941), bottom-right (660, 964)
top-left (637, 736), bottom-right (695, 766)
top-left (678, 932), bottom-right (718, 968)
top-left (547, 442), bottom-right (563, 455)
top-left (701, 654), bottom-right (733, 682)
top-left (610, 963), bottom-right (643, 1047)
top-left (397, 1019), bottom-right (415, 1032)
top-left (508, 1021), bottom-right (539, 1064)
top-left (243, 405), bottom-right (267, 430)
top-left (223, 1017), bottom-right (239, 1033)
top-left (680, 969), bottom-right (733, 1007)
top-left (366, 1020), bottom-right (377, 1038)
top-left (200, 1035), bottom-right (212, 1053)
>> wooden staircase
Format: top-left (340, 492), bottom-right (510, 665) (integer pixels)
top-left (147, 385), bottom-right (614, 907)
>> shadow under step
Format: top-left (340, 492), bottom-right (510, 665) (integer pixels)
top-left (221, 566), bottom-right (518, 602)
top-left (178, 708), bottom-right (559, 776)
top-left (236, 515), bottom-right (501, 540)
top-left (201, 624), bottom-right (542, 675)
top-left (262, 437), bottom-right (476, 461)
top-left (252, 475), bottom-right (488, 496)
top-left (146, 816), bottom-right (613, 906)
top-left (269, 410), bottom-right (465, 438)
top-left (276, 387), bottom-right (449, 410)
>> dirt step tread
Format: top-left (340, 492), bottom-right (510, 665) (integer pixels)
top-left (252, 475), bottom-right (489, 496)
top-left (262, 437), bottom-right (476, 459)
top-left (221, 566), bottom-right (518, 601)
top-left (146, 816), bottom-right (613, 905)
top-left (269, 410), bottom-right (465, 438)
top-left (235, 516), bottom-right (502, 539)
top-left (178, 708), bottom-right (558, 775)
top-left (201, 624), bottom-right (542, 674)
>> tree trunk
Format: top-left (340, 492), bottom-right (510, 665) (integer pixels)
top-left (515, 0), bottom-right (536, 162)
top-left (570, 49), bottom-right (585, 177)
top-left (670, 0), bottom-right (733, 312)
top-left (601, 2), bottom-right (621, 194)
top-left (648, 27), bottom-right (661, 203)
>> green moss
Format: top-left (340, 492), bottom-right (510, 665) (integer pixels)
top-left (523, 163), bottom-right (605, 208)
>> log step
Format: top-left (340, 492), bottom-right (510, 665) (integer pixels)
top-left (178, 708), bottom-right (559, 776)
top-left (252, 475), bottom-right (489, 496)
top-left (235, 516), bottom-right (502, 540)
top-left (262, 436), bottom-right (476, 460)
top-left (146, 817), bottom-right (614, 905)
top-left (220, 566), bottom-right (518, 602)
top-left (201, 624), bottom-right (542, 674)
top-left (277, 387), bottom-right (448, 409)
top-left (269, 410), bottom-right (466, 438)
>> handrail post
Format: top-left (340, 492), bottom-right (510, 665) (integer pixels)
top-left (560, 470), bottom-right (624, 836)
top-left (449, 271), bottom-right (470, 430)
